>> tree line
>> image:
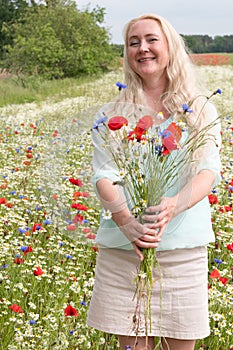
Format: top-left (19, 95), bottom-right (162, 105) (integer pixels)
top-left (0, 0), bottom-right (232, 79)
top-left (182, 34), bottom-right (233, 54)
top-left (0, 0), bottom-right (119, 78)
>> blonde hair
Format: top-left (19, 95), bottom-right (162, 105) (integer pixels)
top-left (120, 14), bottom-right (201, 120)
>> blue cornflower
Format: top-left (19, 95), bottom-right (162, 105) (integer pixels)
top-left (9, 191), bottom-right (16, 195)
top-left (125, 346), bottom-right (131, 350)
top-left (69, 330), bottom-right (75, 335)
top-left (35, 206), bottom-right (42, 211)
top-left (20, 246), bottom-right (28, 252)
top-left (43, 219), bottom-right (51, 225)
top-left (116, 81), bottom-right (127, 91)
top-left (65, 254), bottom-right (73, 259)
top-left (182, 103), bottom-right (193, 113)
top-left (159, 130), bottom-right (171, 139)
top-left (214, 88), bottom-right (222, 95)
top-left (93, 115), bottom-right (108, 130)
top-left (80, 301), bottom-right (87, 306)
top-left (154, 145), bottom-right (162, 154)
top-left (214, 258), bottom-right (223, 265)
top-left (19, 228), bottom-right (26, 234)
top-left (58, 241), bottom-right (65, 246)
top-left (83, 219), bottom-right (89, 224)
top-left (29, 320), bottom-right (36, 325)
top-left (0, 264), bottom-right (8, 269)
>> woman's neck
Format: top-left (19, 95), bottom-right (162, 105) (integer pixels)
top-left (143, 83), bottom-right (169, 119)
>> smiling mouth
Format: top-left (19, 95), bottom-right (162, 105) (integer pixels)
top-left (138, 57), bottom-right (155, 62)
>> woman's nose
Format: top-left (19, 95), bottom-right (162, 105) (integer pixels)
top-left (139, 40), bottom-right (150, 52)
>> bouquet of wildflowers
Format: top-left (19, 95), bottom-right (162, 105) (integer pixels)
top-left (92, 88), bottom-right (222, 337)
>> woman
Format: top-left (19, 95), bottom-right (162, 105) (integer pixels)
top-left (87, 14), bottom-right (221, 350)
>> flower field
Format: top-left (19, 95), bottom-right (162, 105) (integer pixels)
top-left (0, 66), bottom-right (232, 349)
top-left (190, 53), bottom-right (233, 66)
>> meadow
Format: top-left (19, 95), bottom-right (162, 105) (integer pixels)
top-left (0, 65), bottom-right (232, 350)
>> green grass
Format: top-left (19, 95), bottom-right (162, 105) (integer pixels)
top-left (0, 73), bottom-right (108, 107)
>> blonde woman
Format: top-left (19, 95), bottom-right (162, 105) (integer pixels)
top-left (87, 14), bottom-right (221, 350)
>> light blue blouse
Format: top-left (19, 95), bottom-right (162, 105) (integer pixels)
top-left (92, 104), bottom-right (222, 251)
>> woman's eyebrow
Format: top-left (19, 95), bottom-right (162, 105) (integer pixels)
top-left (129, 33), bottom-right (159, 40)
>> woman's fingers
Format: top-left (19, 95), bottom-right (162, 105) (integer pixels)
top-left (132, 243), bottom-right (144, 261)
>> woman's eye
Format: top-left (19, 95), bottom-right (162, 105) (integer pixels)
top-left (149, 38), bottom-right (158, 42)
top-left (129, 41), bottom-right (140, 47)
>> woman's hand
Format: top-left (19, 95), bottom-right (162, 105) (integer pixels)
top-left (143, 170), bottom-right (216, 236)
top-left (142, 197), bottom-right (178, 238)
top-left (113, 214), bottom-right (161, 261)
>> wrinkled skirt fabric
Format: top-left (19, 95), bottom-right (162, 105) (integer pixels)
top-left (87, 246), bottom-right (210, 340)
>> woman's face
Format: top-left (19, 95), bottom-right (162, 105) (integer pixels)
top-left (127, 19), bottom-right (169, 83)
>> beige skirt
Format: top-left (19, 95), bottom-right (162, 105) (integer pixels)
top-left (87, 246), bottom-right (210, 340)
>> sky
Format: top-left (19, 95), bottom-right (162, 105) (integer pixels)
top-left (76, 0), bottom-right (233, 44)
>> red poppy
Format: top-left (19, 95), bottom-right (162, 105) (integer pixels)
top-left (9, 304), bottom-right (23, 313)
top-left (69, 178), bottom-right (83, 187)
top-left (73, 214), bottom-right (84, 223)
top-left (73, 191), bottom-right (90, 198)
top-left (26, 153), bottom-right (33, 159)
top-left (162, 147), bottom-right (170, 156)
top-left (82, 227), bottom-right (92, 233)
top-left (23, 246), bottom-right (33, 256)
top-left (32, 223), bottom-right (42, 232)
top-left (33, 267), bottom-right (44, 276)
top-left (227, 243), bottom-right (233, 252)
top-left (108, 116), bottom-right (128, 131)
top-left (136, 115), bottom-right (153, 130)
top-left (208, 194), bottom-right (218, 205)
top-left (71, 203), bottom-right (88, 211)
top-left (52, 130), bottom-right (58, 137)
top-left (23, 161), bottom-right (31, 166)
top-left (210, 269), bottom-right (220, 279)
top-left (5, 203), bottom-right (13, 208)
top-left (219, 205), bottom-right (232, 213)
top-left (162, 122), bottom-right (182, 151)
top-left (86, 233), bottom-right (96, 240)
top-left (14, 257), bottom-right (24, 264)
top-left (219, 277), bottom-right (228, 285)
top-left (0, 198), bottom-right (7, 205)
top-left (64, 305), bottom-right (79, 317)
top-left (134, 115), bottom-right (153, 140)
top-left (67, 224), bottom-right (76, 231)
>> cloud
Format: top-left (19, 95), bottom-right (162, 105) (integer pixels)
top-left (76, 0), bottom-right (233, 43)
